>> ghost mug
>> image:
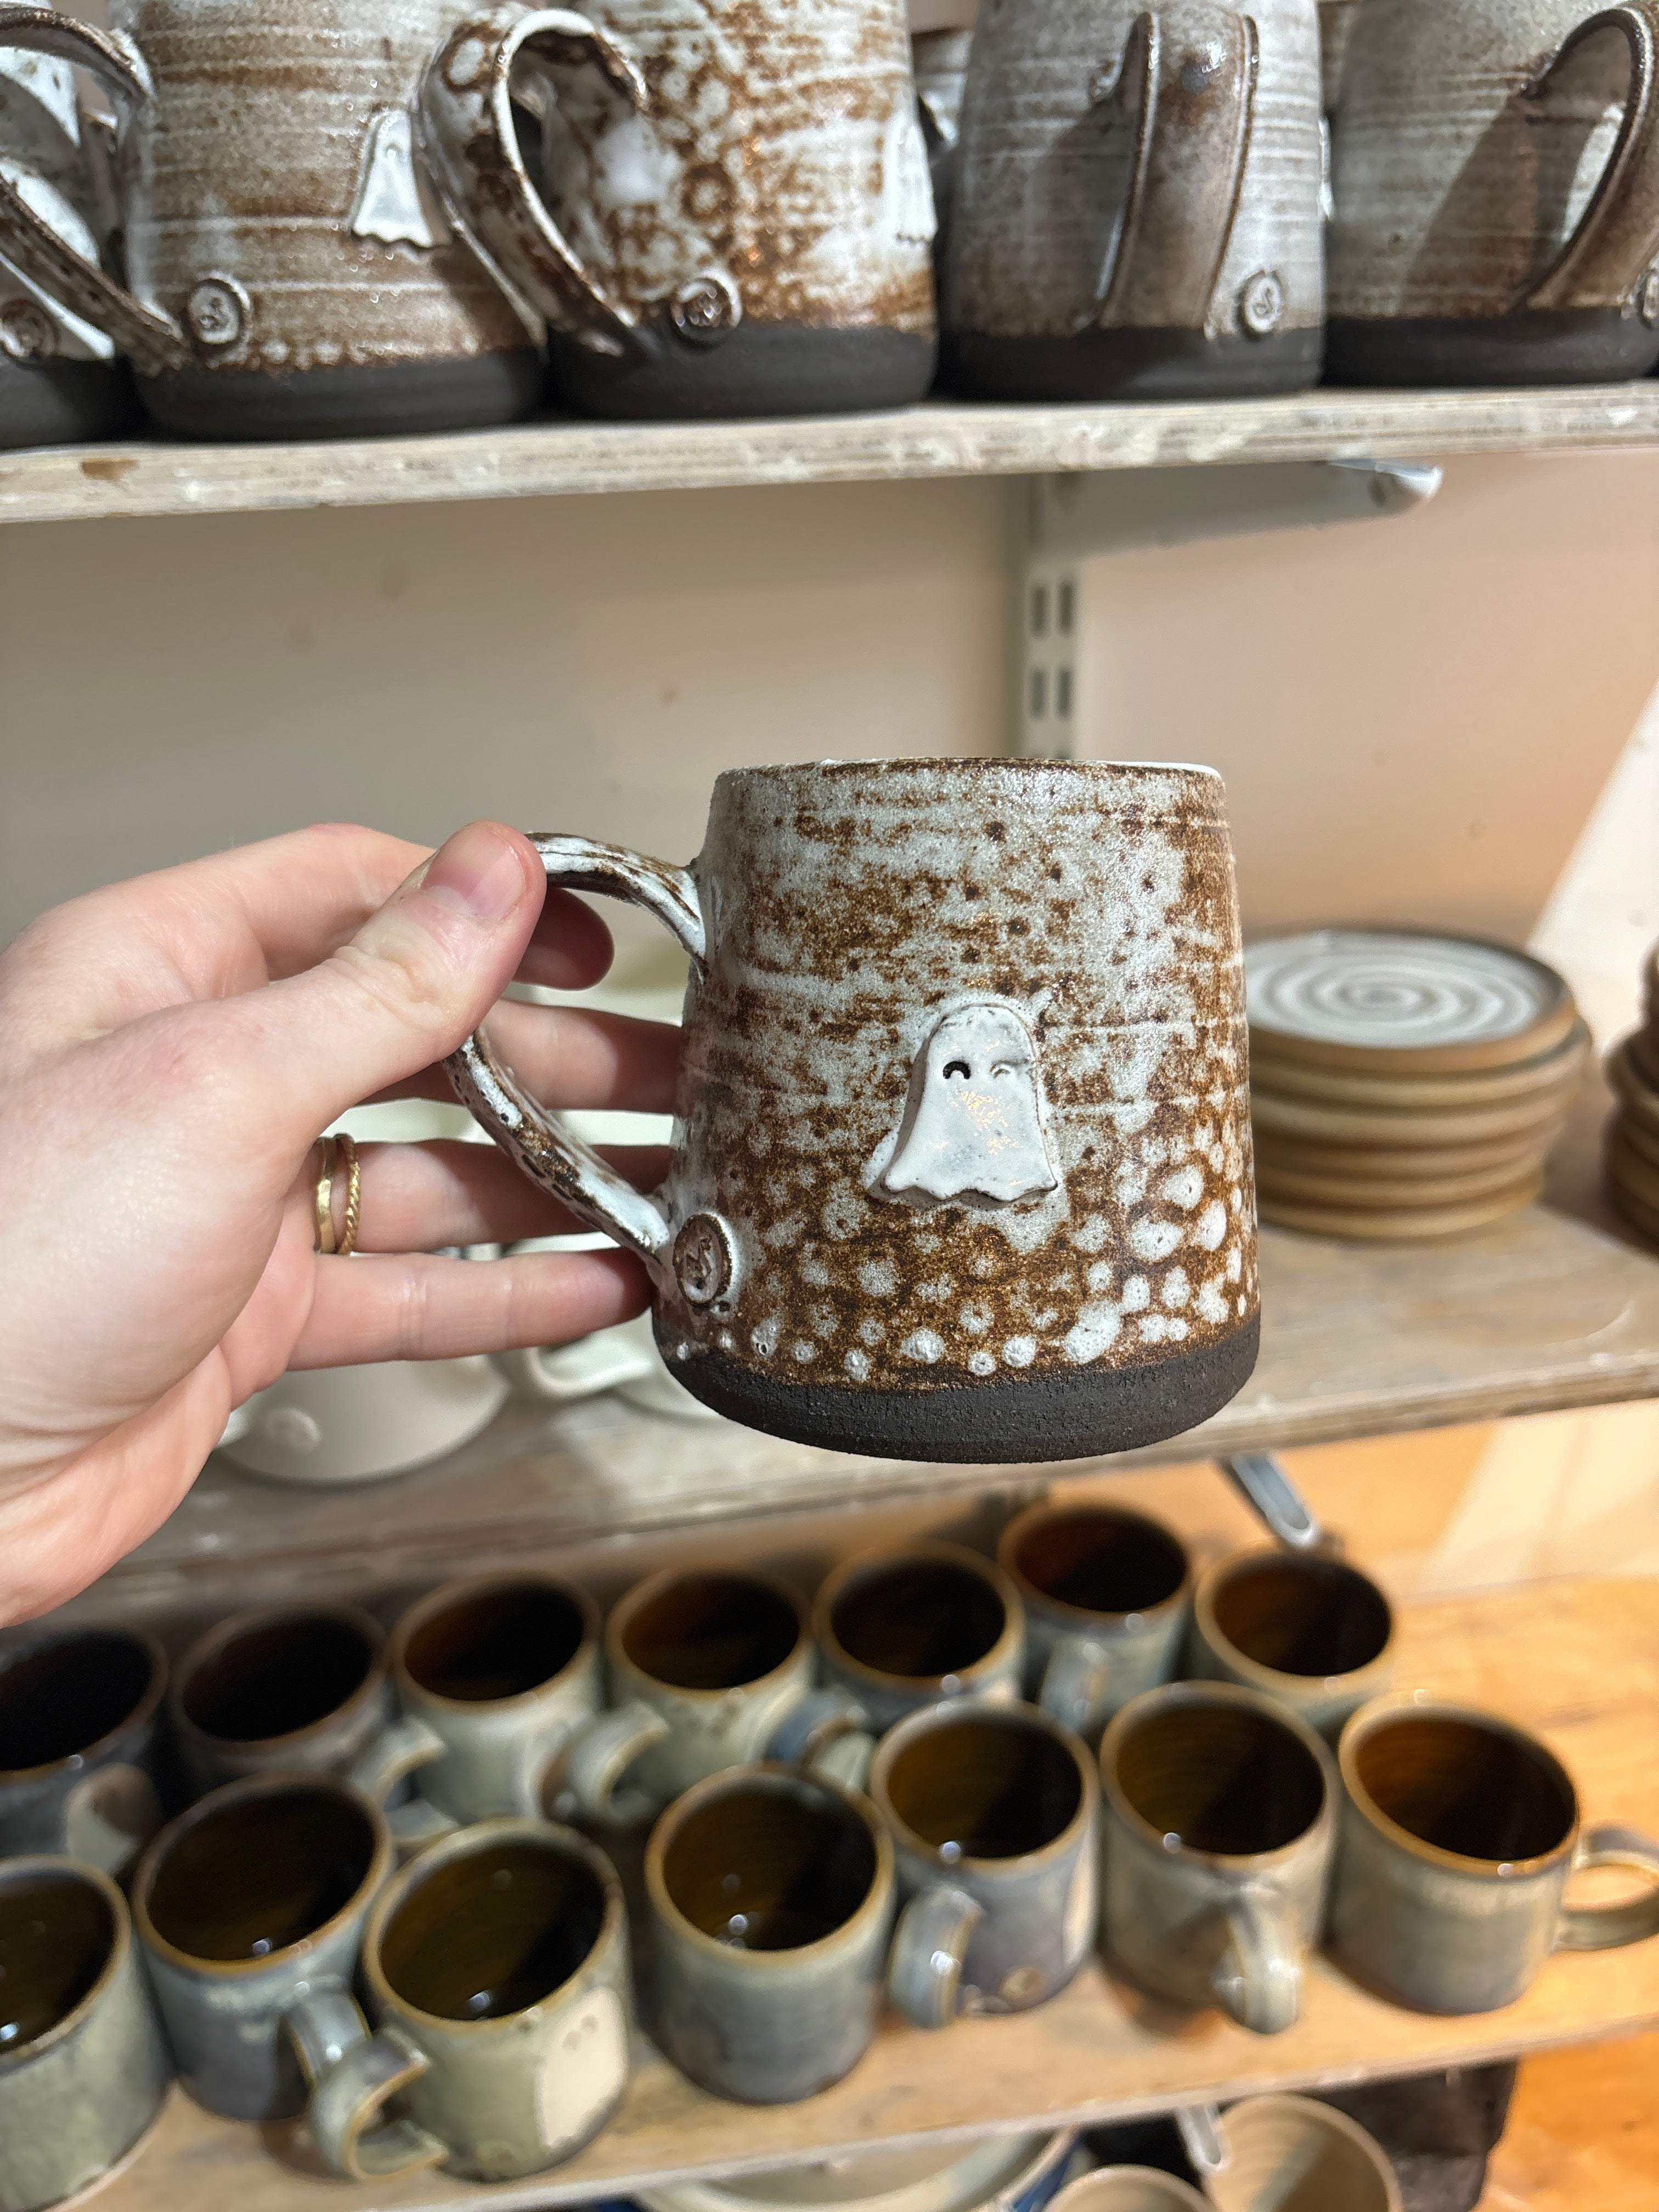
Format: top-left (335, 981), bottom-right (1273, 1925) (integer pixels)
top-left (448, 760), bottom-right (1257, 1464)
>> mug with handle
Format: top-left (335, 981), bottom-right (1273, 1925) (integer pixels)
top-left (0, 1626), bottom-right (167, 1877)
top-left (940, 0), bottom-right (1325, 398)
top-left (1176, 2096), bottom-right (1402, 2212)
top-left (445, 761), bottom-right (1259, 1465)
top-left (169, 1600), bottom-right (400, 1793)
top-left (1327, 0), bottom-right (1659, 383)
top-left (1329, 1695), bottom-right (1659, 2013)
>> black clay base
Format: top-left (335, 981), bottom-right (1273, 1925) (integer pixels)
top-left (0, 357), bottom-right (139, 450)
top-left (941, 324), bottom-right (1321, 401)
top-left (137, 349), bottom-right (544, 441)
top-left (662, 1316), bottom-right (1260, 1464)
top-left (1325, 309), bottom-right (1659, 387)
top-left (551, 321), bottom-right (937, 420)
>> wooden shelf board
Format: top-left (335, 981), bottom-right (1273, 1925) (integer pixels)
top-left (94, 1576), bottom-right (1659, 2212)
top-left (91, 1073), bottom-right (1659, 1611)
top-left (4, 385), bottom-right (1659, 526)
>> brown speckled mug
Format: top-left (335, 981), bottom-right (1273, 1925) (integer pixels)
top-left (449, 760), bottom-right (1259, 1464)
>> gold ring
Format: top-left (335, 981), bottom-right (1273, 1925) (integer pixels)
top-left (313, 1133), bottom-right (362, 1259)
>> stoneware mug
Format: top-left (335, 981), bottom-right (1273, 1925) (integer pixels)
top-left (1329, 1696), bottom-right (1659, 2013)
top-left (0, 1858), bottom-right (172, 2212)
top-left (216, 1355), bottom-right (513, 1486)
top-left (1098, 1681), bottom-right (1336, 2034)
top-left (813, 1541), bottom-right (1026, 1743)
top-left (1187, 1545), bottom-right (1396, 1742)
top-left (1327, 0), bottom-right (1659, 383)
top-left (304, 1819), bottom-right (633, 2182)
top-left (419, 0), bottom-right (938, 417)
top-left (447, 760), bottom-right (1259, 1464)
top-left (940, 0), bottom-right (1325, 398)
top-left (646, 1763), bottom-right (896, 2104)
top-left (349, 1571), bottom-right (669, 1847)
top-left (1177, 2095), bottom-right (1402, 2212)
top-left (998, 1498), bottom-right (1193, 1740)
top-left (169, 1600), bottom-right (398, 1794)
top-left (0, 1626), bottom-right (167, 1876)
top-left (870, 1701), bottom-right (1099, 2027)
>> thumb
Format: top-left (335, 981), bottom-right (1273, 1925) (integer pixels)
top-left (244, 821), bottom-right (545, 1139)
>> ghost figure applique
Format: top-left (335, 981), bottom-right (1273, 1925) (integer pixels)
top-left (875, 1001), bottom-right (1059, 1208)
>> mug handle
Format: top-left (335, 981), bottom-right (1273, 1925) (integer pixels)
top-left (767, 1690), bottom-right (876, 1792)
top-left (1210, 1889), bottom-right (1302, 2035)
top-left (543, 1700), bottom-right (671, 1825)
top-left (1094, 5), bottom-right (1261, 333)
top-left (417, 5), bottom-right (648, 356)
top-left (887, 1882), bottom-right (985, 2029)
top-left (286, 1989), bottom-right (447, 2182)
top-left (0, 4), bottom-right (190, 372)
top-left (1219, 1451), bottom-right (1335, 1554)
top-left (347, 1718), bottom-right (458, 1852)
top-left (1554, 1822), bottom-right (1659, 1949)
top-left (1039, 1634), bottom-right (1117, 1737)
top-left (1175, 2104), bottom-right (1231, 2177)
top-left (445, 836), bottom-right (703, 1271)
top-left (1525, 3), bottom-right (1659, 313)
top-left (494, 1330), bottom-right (658, 1402)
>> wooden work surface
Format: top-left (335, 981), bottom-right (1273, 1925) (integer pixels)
top-left (90, 1575), bottom-right (1659, 2212)
top-left (88, 1074), bottom-right (1659, 1612)
top-left (4, 385), bottom-right (1659, 527)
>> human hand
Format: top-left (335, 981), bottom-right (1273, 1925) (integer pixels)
top-left (0, 820), bottom-right (680, 1623)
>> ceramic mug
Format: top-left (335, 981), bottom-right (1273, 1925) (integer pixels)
top-left (304, 1819), bottom-right (632, 2182)
top-left (448, 761), bottom-right (1258, 1465)
top-left (1177, 2096), bottom-right (1402, 2212)
top-left (814, 1542), bottom-right (1026, 1741)
top-left (0, 1626), bottom-right (166, 1875)
top-left (1186, 1546), bottom-right (1396, 1741)
top-left (0, 1859), bottom-right (172, 2212)
top-left (0, 42), bottom-right (134, 448)
top-left (646, 1763), bottom-right (896, 2104)
top-left (871, 1701), bottom-right (1099, 2027)
top-left (1327, 0), bottom-right (1659, 384)
top-left (1049, 2176), bottom-right (1207, 2212)
top-left (217, 1356), bottom-right (512, 1486)
top-left (1098, 1682), bottom-right (1336, 2034)
top-left (349, 1571), bottom-right (669, 1845)
top-left (999, 1499), bottom-right (1192, 1740)
top-left (941, 0), bottom-right (1325, 398)
top-left (170, 1601), bottom-right (398, 1793)
top-left (420, 0), bottom-right (938, 419)
top-left (0, 0), bottom-right (611, 438)
top-left (1329, 1697), bottom-right (1659, 2013)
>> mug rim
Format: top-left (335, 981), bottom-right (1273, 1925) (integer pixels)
top-left (813, 1541), bottom-right (1025, 1694)
top-left (0, 1625), bottom-right (167, 1783)
top-left (170, 1599), bottom-right (388, 1754)
top-left (646, 1762), bottom-right (894, 1970)
top-left (363, 1814), bottom-right (624, 2035)
top-left (131, 1769), bottom-right (393, 1979)
top-left (997, 1499), bottom-right (1193, 1632)
top-left (606, 1565), bottom-right (810, 1702)
top-left (1050, 2169), bottom-right (1209, 2212)
top-left (0, 1854), bottom-right (128, 2070)
top-left (1193, 1545), bottom-right (1397, 1693)
top-left (870, 1699), bottom-right (1099, 1879)
top-left (391, 1570), bottom-right (601, 1714)
top-left (1338, 1694), bottom-right (1581, 1879)
top-left (1099, 1681), bottom-right (1336, 1869)
top-left (712, 759), bottom-right (1223, 786)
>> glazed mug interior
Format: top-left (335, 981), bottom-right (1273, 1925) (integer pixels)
top-left (402, 1581), bottom-right (589, 1704)
top-left (659, 1774), bottom-right (882, 1952)
top-left (0, 1631), bottom-right (160, 1774)
top-left (1351, 1712), bottom-right (1577, 1865)
top-left (1011, 1508), bottom-right (1189, 1621)
top-left (0, 1862), bottom-right (116, 2049)
top-left (1204, 2095), bottom-right (1400, 2212)
top-left (1113, 1699), bottom-right (1327, 1855)
top-left (827, 1556), bottom-right (1007, 1684)
top-left (619, 1572), bottom-right (805, 1692)
top-left (179, 1607), bottom-right (377, 1747)
top-left (139, 1781), bottom-right (379, 1963)
top-left (1208, 1554), bottom-right (1393, 1680)
top-left (883, 1711), bottom-right (1084, 1860)
top-left (377, 1836), bottom-right (608, 2021)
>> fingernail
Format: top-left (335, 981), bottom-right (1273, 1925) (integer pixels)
top-left (421, 825), bottom-right (529, 927)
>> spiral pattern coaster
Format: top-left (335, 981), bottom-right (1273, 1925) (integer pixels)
top-left (1245, 930), bottom-right (1586, 1244)
top-left (1605, 939), bottom-right (1659, 1249)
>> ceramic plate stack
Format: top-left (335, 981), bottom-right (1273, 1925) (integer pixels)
top-left (1605, 942), bottom-right (1659, 1248)
top-left (1245, 930), bottom-right (1588, 1242)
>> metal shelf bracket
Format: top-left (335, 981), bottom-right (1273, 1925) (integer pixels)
top-left (1008, 458), bottom-right (1443, 760)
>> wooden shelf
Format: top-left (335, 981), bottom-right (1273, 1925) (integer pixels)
top-left (84, 1071), bottom-right (1659, 1614)
top-left (95, 1575), bottom-right (1659, 2212)
top-left (4, 385), bottom-right (1659, 526)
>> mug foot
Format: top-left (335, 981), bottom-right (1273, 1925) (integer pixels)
top-left (940, 325), bottom-right (1322, 401)
top-left (0, 357), bottom-right (140, 449)
top-left (551, 322), bottom-right (937, 419)
top-left (661, 1315), bottom-right (1259, 1463)
top-left (136, 349), bottom-right (544, 441)
top-left (1324, 310), bottom-right (1659, 386)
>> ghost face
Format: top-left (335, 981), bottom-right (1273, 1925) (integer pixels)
top-left (874, 1002), bottom-right (1060, 1209)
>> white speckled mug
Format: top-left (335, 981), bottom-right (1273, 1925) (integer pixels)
top-left (449, 760), bottom-right (1259, 1464)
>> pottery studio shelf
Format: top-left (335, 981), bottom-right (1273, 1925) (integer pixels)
top-left (91, 1573), bottom-right (1659, 2212)
top-left (4, 383), bottom-right (1659, 526)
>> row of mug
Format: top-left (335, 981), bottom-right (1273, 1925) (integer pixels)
top-left (5, 0), bottom-right (1658, 456)
top-left (5, 1672), bottom-right (1654, 2208)
top-left (0, 1500), bottom-right (1406, 1874)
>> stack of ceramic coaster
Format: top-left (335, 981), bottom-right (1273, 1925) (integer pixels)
top-left (1605, 941), bottom-right (1659, 1247)
top-left (1245, 929), bottom-right (1588, 1242)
